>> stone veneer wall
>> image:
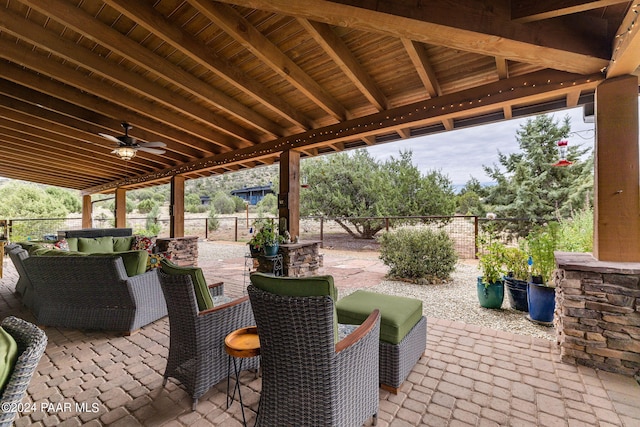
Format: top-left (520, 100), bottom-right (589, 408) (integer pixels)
top-left (280, 241), bottom-right (323, 277)
top-left (555, 252), bottom-right (640, 378)
top-left (156, 236), bottom-right (198, 267)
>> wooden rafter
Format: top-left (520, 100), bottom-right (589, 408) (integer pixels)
top-left (217, 0), bottom-right (610, 74)
top-left (299, 19), bottom-right (388, 111)
top-left (511, 0), bottom-right (629, 23)
top-left (19, 0), bottom-right (277, 142)
top-left (606, 2), bottom-right (640, 77)
top-left (102, 0), bottom-right (311, 131)
top-left (402, 39), bottom-right (441, 98)
top-left (189, 0), bottom-right (348, 121)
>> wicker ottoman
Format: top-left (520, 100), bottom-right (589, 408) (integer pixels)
top-left (336, 290), bottom-right (426, 393)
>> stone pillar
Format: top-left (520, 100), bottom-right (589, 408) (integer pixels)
top-left (594, 75), bottom-right (640, 262)
top-left (156, 236), bottom-right (198, 267)
top-left (555, 252), bottom-right (640, 378)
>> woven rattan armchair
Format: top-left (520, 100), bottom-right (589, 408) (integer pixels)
top-left (0, 316), bottom-right (47, 427)
top-left (248, 284), bottom-right (381, 427)
top-left (157, 271), bottom-right (257, 410)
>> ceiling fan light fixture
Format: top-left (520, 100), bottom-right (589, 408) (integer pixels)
top-left (114, 146), bottom-right (136, 161)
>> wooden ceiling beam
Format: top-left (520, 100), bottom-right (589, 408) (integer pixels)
top-left (217, 0), bottom-right (610, 74)
top-left (0, 126), bottom-right (131, 177)
top-left (18, 0), bottom-right (275, 142)
top-left (299, 19), bottom-right (388, 111)
top-left (0, 165), bottom-right (93, 189)
top-left (0, 79), bottom-right (193, 164)
top-left (0, 105), bottom-right (155, 173)
top-left (189, 0), bottom-right (348, 121)
top-left (402, 39), bottom-right (442, 98)
top-left (495, 56), bottom-right (510, 80)
top-left (102, 0), bottom-right (311, 132)
top-left (511, 0), bottom-right (629, 23)
top-left (0, 38), bottom-right (238, 152)
top-left (83, 69), bottom-right (603, 194)
top-left (0, 62), bottom-right (218, 157)
top-left (606, 3), bottom-right (640, 77)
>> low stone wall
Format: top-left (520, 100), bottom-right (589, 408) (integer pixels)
top-left (280, 241), bottom-right (323, 277)
top-left (156, 236), bottom-right (198, 267)
top-left (555, 252), bottom-right (640, 377)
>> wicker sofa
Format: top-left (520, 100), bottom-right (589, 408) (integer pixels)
top-left (6, 241), bottom-right (167, 334)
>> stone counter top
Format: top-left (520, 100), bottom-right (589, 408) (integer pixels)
top-left (555, 251), bottom-right (640, 274)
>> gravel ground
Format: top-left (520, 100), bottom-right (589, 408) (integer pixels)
top-left (199, 241), bottom-right (557, 342)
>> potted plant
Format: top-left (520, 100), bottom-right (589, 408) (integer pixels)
top-left (526, 223), bottom-right (559, 325)
top-left (476, 237), bottom-right (505, 309)
top-left (502, 245), bottom-right (529, 312)
top-left (248, 219), bottom-right (284, 257)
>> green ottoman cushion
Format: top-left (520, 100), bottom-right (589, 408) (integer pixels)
top-left (336, 290), bottom-right (423, 345)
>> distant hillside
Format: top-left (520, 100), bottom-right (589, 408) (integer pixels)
top-left (186, 164), bottom-right (279, 197)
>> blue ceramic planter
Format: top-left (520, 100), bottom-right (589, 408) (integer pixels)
top-left (477, 277), bottom-right (504, 309)
top-left (527, 282), bottom-right (556, 324)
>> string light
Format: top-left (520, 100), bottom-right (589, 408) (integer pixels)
top-left (87, 74), bottom-right (600, 194)
top-left (607, 3), bottom-right (639, 69)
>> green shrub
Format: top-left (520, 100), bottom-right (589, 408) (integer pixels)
top-left (379, 227), bottom-right (457, 283)
top-left (212, 191), bottom-right (236, 214)
top-left (257, 193), bottom-right (277, 215)
top-left (558, 208), bottom-right (593, 253)
top-left (208, 207), bottom-right (220, 232)
top-left (137, 199), bottom-right (157, 214)
top-left (232, 195), bottom-right (246, 212)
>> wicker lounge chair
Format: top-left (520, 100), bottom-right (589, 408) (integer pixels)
top-left (248, 283), bottom-right (381, 426)
top-left (0, 316), bottom-right (47, 427)
top-left (157, 270), bottom-right (257, 410)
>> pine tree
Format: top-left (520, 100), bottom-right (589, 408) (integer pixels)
top-left (483, 114), bottom-right (593, 234)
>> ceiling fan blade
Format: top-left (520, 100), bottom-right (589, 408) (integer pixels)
top-left (137, 147), bottom-right (166, 155)
top-left (138, 141), bottom-right (166, 148)
top-left (98, 133), bottom-right (120, 143)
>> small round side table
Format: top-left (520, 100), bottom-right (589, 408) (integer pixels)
top-left (225, 326), bottom-right (260, 427)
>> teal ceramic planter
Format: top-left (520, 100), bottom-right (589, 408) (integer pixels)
top-left (527, 282), bottom-right (556, 324)
top-left (477, 277), bottom-right (504, 309)
top-left (263, 243), bottom-right (279, 257)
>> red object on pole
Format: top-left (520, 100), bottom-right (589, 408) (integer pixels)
top-left (552, 140), bottom-right (573, 167)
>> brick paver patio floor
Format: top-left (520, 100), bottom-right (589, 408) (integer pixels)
top-left (1, 248), bottom-right (638, 426)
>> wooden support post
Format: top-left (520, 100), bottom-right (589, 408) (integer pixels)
top-left (170, 175), bottom-right (185, 238)
top-left (278, 150), bottom-right (301, 241)
top-left (593, 75), bottom-right (640, 262)
top-left (81, 194), bottom-right (92, 228)
top-left (114, 188), bottom-right (127, 229)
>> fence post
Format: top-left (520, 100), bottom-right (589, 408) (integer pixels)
top-left (385, 217), bottom-right (390, 232)
top-left (474, 216), bottom-right (479, 259)
top-left (205, 218), bottom-right (208, 239)
top-left (320, 216), bottom-right (324, 248)
top-left (235, 217), bottom-right (238, 242)
top-left (7, 220), bottom-right (12, 242)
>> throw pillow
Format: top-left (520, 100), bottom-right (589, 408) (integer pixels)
top-left (0, 326), bottom-right (18, 394)
top-left (113, 236), bottom-right (135, 252)
top-left (146, 252), bottom-right (170, 271)
top-left (77, 236), bottom-right (114, 253)
top-left (132, 235), bottom-right (155, 254)
top-left (160, 258), bottom-right (214, 311)
top-left (54, 239), bottom-right (69, 251)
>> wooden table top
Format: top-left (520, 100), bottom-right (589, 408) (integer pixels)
top-left (225, 326), bottom-right (260, 358)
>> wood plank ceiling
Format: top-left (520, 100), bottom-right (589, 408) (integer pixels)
top-left (0, 0), bottom-right (638, 194)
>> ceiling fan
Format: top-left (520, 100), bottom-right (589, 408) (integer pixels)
top-left (98, 122), bottom-right (166, 160)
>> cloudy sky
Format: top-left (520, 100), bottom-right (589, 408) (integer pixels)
top-left (365, 106), bottom-right (596, 187)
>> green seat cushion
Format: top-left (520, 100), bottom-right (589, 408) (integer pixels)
top-left (336, 290), bottom-right (423, 345)
top-left (31, 248), bottom-right (86, 257)
top-left (0, 327), bottom-right (18, 393)
top-left (90, 250), bottom-right (148, 277)
top-left (77, 236), bottom-right (114, 253)
top-left (250, 273), bottom-right (339, 343)
top-left (160, 258), bottom-right (214, 311)
top-left (113, 236), bottom-right (135, 252)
